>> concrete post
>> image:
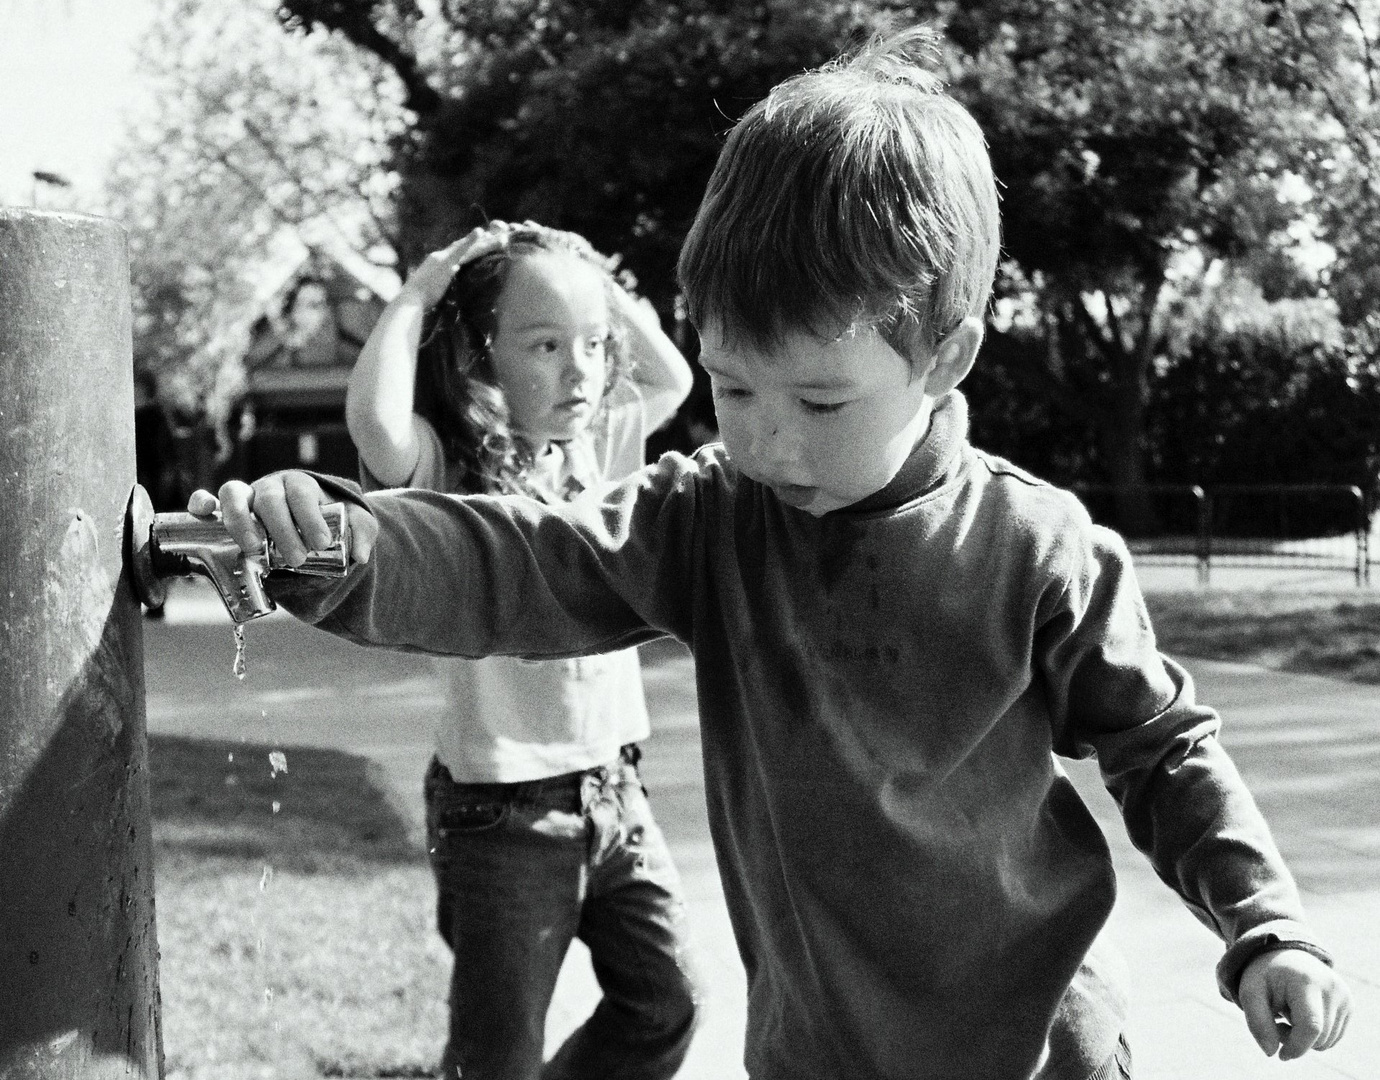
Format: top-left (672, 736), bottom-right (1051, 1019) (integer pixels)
top-left (0, 208), bottom-right (162, 1078)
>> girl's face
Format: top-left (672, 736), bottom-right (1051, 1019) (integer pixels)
top-left (487, 250), bottom-right (611, 447)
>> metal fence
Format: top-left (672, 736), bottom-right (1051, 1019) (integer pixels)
top-left (1072, 483), bottom-right (1371, 586)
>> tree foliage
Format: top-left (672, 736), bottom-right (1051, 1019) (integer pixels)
top-left (277, 0), bottom-right (901, 295)
top-left (106, 0), bottom-right (407, 427)
top-left (108, 0), bottom-right (1380, 511)
top-left (938, 0), bottom-right (1379, 515)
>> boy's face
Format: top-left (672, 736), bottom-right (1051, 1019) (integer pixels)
top-left (698, 320), bottom-right (941, 516)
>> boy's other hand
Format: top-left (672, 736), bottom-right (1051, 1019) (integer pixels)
top-left (1238, 948), bottom-right (1351, 1061)
top-left (187, 471), bottom-right (378, 567)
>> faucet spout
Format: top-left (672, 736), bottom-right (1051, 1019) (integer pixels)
top-left (125, 485), bottom-right (350, 624)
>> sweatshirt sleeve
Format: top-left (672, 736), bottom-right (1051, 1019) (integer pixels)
top-left (1033, 518), bottom-right (1332, 1003)
top-left (265, 452), bottom-right (705, 659)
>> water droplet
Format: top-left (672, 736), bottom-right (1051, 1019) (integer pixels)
top-left (271, 800), bottom-right (281, 814)
top-left (231, 624), bottom-right (247, 680)
top-left (264, 987), bottom-right (274, 1003)
top-left (268, 751), bottom-right (287, 776)
top-left (259, 865), bottom-right (273, 891)
top-left (227, 752), bottom-right (234, 763)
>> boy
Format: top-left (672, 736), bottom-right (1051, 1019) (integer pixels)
top-left (198, 27), bottom-right (1350, 1080)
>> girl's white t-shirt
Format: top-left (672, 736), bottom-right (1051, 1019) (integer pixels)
top-left (362, 382), bottom-right (653, 782)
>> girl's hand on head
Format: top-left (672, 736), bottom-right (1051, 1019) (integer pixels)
top-left (187, 472), bottom-right (378, 567)
top-left (405, 223), bottom-right (512, 307)
top-left (1238, 949), bottom-right (1352, 1061)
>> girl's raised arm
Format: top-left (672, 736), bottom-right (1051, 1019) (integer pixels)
top-left (346, 228), bottom-right (505, 486)
top-left (614, 287), bottom-right (694, 434)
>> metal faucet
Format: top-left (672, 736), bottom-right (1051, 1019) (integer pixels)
top-left (126, 485), bottom-right (351, 623)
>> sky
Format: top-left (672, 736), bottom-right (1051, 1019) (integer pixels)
top-left (0, 0), bottom-right (157, 210)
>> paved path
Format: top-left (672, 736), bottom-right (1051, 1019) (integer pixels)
top-left (143, 579), bottom-right (1378, 1078)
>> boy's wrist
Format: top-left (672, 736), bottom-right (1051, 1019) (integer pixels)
top-left (1217, 921), bottom-right (1333, 1004)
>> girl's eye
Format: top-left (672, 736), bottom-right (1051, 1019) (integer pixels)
top-left (714, 385), bottom-right (751, 400)
top-left (802, 400), bottom-right (846, 415)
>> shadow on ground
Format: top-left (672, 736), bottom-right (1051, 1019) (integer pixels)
top-left (150, 735), bottom-right (421, 873)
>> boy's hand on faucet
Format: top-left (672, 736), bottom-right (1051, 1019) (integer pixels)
top-left (1238, 948), bottom-right (1351, 1060)
top-left (187, 471), bottom-right (379, 567)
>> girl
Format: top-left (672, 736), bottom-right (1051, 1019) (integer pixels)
top-left (345, 221), bottom-right (699, 1080)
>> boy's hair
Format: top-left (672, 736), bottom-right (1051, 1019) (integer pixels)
top-left (415, 223), bottom-right (633, 495)
top-left (677, 26), bottom-right (1000, 363)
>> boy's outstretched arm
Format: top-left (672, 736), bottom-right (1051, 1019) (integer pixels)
top-left (192, 459), bottom-right (700, 658)
top-left (1238, 948), bottom-right (1351, 1061)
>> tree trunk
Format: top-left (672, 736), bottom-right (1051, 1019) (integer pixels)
top-left (1078, 283), bottom-right (1165, 537)
top-left (1099, 352), bottom-right (1160, 537)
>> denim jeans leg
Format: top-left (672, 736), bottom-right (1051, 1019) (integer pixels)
top-left (427, 767), bottom-right (588, 1080)
top-left (543, 765), bottom-right (701, 1080)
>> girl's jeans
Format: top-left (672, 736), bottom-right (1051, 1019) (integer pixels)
top-left (425, 747), bottom-right (700, 1080)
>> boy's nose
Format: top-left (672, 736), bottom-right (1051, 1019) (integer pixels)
top-left (747, 417), bottom-right (800, 467)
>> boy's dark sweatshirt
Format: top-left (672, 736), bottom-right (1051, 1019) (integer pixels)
top-left (276, 393), bottom-right (1330, 1080)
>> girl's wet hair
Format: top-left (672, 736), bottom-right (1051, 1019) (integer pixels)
top-left (415, 224), bottom-right (633, 495)
top-left (677, 26), bottom-right (1000, 363)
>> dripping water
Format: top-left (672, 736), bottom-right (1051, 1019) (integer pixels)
top-left (231, 624), bottom-right (247, 680)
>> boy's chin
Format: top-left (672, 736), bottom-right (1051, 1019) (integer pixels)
top-left (782, 486), bottom-right (856, 516)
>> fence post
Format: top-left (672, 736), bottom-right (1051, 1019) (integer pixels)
top-left (1349, 485), bottom-right (1368, 587)
top-left (1357, 491), bottom-right (1368, 590)
top-left (0, 209), bottom-right (163, 1077)
top-left (1193, 485), bottom-right (1211, 588)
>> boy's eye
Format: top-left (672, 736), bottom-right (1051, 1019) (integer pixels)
top-left (801, 400), bottom-right (846, 415)
top-left (713, 385), bottom-right (751, 400)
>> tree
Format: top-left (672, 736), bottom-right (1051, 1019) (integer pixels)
top-left (275, 1), bottom-right (901, 296)
top-left (1271, 0), bottom-right (1380, 326)
top-left (105, 0), bottom-right (407, 436)
top-left (113, 0), bottom-right (1380, 506)
top-left (933, 0), bottom-right (1375, 526)
top-left (273, 0), bottom-right (1380, 503)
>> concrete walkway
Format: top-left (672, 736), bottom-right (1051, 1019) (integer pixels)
top-left (142, 579), bottom-right (1378, 1078)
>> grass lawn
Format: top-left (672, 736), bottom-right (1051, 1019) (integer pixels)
top-left (1146, 589), bottom-right (1380, 682)
top-left (151, 737), bottom-right (447, 1079)
top-left (149, 588), bottom-right (1380, 1077)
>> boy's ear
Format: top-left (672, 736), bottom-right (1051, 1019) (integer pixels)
top-left (924, 317), bottom-right (983, 396)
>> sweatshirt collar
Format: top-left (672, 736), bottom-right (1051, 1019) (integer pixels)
top-left (838, 390), bottom-right (969, 516)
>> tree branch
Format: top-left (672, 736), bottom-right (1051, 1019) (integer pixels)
top-left (1340, 0), bottom-right (1378, 104)
top-left (276, 0), bottom-right (444, 117)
